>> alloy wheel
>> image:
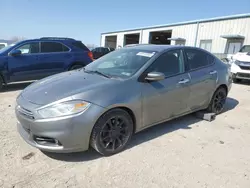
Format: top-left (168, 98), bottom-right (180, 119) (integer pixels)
top-left (212, 90), bottom-right (226, 114)
top-left (100, 116), bottom-right (130, 152)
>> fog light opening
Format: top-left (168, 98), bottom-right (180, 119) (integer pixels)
top-left (33, 136), bottom-right (62, 146)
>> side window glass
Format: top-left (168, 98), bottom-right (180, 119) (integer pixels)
top-left (148, 50), bottom-right (184, 77)
top-left (96, 48), bottom-right (101, 53)
top-left (41, 42), bottom-right (65, 53)
top-left (62, 45), bottom-right (70, 52)
top-left (16, 42), bottom-right (39, 54)
top-left (185, 49), bottom-right (214, 70)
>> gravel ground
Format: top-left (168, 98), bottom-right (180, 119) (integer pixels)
top-left (0, 82), bottom-right (250, 188)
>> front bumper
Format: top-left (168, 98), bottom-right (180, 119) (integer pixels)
top-left (231, 63), bottom-right (250, 80)
top-left (16, 97), bottom-right (105, 153)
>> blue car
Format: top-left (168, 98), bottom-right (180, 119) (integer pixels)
top-left (0, 37), bottom-right (93, 90)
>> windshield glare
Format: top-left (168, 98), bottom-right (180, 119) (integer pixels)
top-left (85, 48), bottom-right (156, 78)
top-left (239, 45), bottom-right (250, 53)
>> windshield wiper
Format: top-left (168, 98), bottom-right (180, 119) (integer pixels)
top-left (84, 69), bottom-right (111, 78)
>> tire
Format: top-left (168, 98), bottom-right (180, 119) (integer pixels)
top-left (0, 76), bottom-right (3, 91)
top-left (69, 64), bottom-right (83, 71)
top-left (90, 109), bottom-right (134, 156)
top-left (207, 87), bottom-right (227, 115)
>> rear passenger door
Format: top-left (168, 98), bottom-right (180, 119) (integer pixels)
top-left (39, 42), bottom-right (72, 77)
top-left (184, 48), bottom-right (217, 110)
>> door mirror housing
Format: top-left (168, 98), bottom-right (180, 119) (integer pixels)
top-left (145, 72), bottom-right (165, 81)
top-left (9, 49), bottom-right (22, 56)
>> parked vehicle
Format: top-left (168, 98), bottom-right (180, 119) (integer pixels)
top-left (0, 43), bottom-right (7, 50)
top-left (230, 45), bottom-right (250, 82)
top-left (16, 45), bottom-right (232, 156)
top-left (0, 37), bottom-right (93, 90)
top-left (91, 47), bottom-right (115, 59)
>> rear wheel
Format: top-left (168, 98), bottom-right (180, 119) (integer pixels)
top-left (69, 64), bottom-right (83, 70)
top-left (207, 87), bottom-right (227, 114)
top-left (90, 109), bottom-right (134, 156)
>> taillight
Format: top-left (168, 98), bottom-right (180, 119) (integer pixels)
top-left (88, 51), bottom-right (94, 61)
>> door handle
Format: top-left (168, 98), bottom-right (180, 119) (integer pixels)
top-left (209, 70), bottom-right (217, 75)
top-left (178, 78), bottom-right (190, 84)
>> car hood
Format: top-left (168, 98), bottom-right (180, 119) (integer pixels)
top-left (232, 52), bottom-right (250, 61)
top-left (21, 70), bottom-right (118, 105)
top-left (233, 52), bottom-right (250, 61)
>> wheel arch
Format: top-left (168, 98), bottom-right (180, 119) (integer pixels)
top-left (68, 61), bottom-right (87, 70)
top-left (217, 84), bottom-right (228, 95)
top-left (92, 106), bottom-right (137, 135)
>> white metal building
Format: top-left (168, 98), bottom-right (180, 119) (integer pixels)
top-left (100, 13), bottom-right (250, 58)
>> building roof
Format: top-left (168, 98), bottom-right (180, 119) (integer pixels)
top-left (101, 13), bottom-right (250, 35)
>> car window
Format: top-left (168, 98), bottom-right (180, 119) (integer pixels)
top-left (239, 45), bottom-right (250, 53)
top-left (72, 41), bottom-right (89, 51)
top-left (97, 48), bottom-right (102, 53)
top-left (104, 48), bottom-right (110, 53)
top-left (16, 42), bottom-right (39, 54)
top-left (147, 50), bottom-right (185, 77)
top-left (41, 42), bottom-right (69, 53)
top-left (0, 44), bottom-right (5, 49)
top-left (184, 49), bottom-right (214, 70)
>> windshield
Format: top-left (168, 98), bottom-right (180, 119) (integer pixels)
top-left (84, 48), bottom-right (157, 78)
top-left (239, 45), bottom-right (250, 53)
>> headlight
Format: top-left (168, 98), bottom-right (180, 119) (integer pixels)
top-left (37, 100), bottom-right (90, 119)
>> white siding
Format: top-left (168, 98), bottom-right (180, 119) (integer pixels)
top-left (197, 17), bottom-right (250, 53)
top-left (101, 16), bottom-right (250, 54)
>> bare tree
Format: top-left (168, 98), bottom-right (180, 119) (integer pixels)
top-left (10, 36), bottom-right (26, 43)
top-left (86, 44), bottom-right (97, 49)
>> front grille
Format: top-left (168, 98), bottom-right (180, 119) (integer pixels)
top-left (239, 66), bottom-right (250, 70)
top-left (17, 106), bottom-right (35, 119)
top-left (237, 73), bottom-right (250, 78)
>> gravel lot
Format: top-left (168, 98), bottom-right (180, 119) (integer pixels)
top-left (1, 82), bottom-right (250, 188)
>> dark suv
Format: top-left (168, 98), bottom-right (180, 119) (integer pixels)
top-left (0, 37), bottom-right (93, 90)
top-left (91, 47), bottom-right (115, 59)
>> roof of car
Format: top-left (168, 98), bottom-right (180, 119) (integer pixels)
top-left (15, 37), bottom-right (77, 43)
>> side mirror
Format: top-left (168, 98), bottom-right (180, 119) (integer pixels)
top-left (9, 49), bottom-right (21, 56)
top-left (145, 72), bottom-right (165, 81)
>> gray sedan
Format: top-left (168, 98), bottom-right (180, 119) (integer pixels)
top-left (16, 45), bottom-right (232, 156)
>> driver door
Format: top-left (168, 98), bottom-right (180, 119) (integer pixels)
top-left (141, 49), bottom-right (191, 127)
top-left (8, 42), bottom-right (41, 82)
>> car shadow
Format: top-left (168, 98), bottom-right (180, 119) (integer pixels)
top-left (1, 82), bottom-right (32, 92)
top-left (43, 97), bottom-right (239, 162)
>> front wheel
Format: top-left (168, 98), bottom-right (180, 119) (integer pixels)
top-left (0, 77), bottom-right (3, 91)
top-left (207, 87), bottom-right (227, 114)
top-left (90, 109), bottom-right (134, 156)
